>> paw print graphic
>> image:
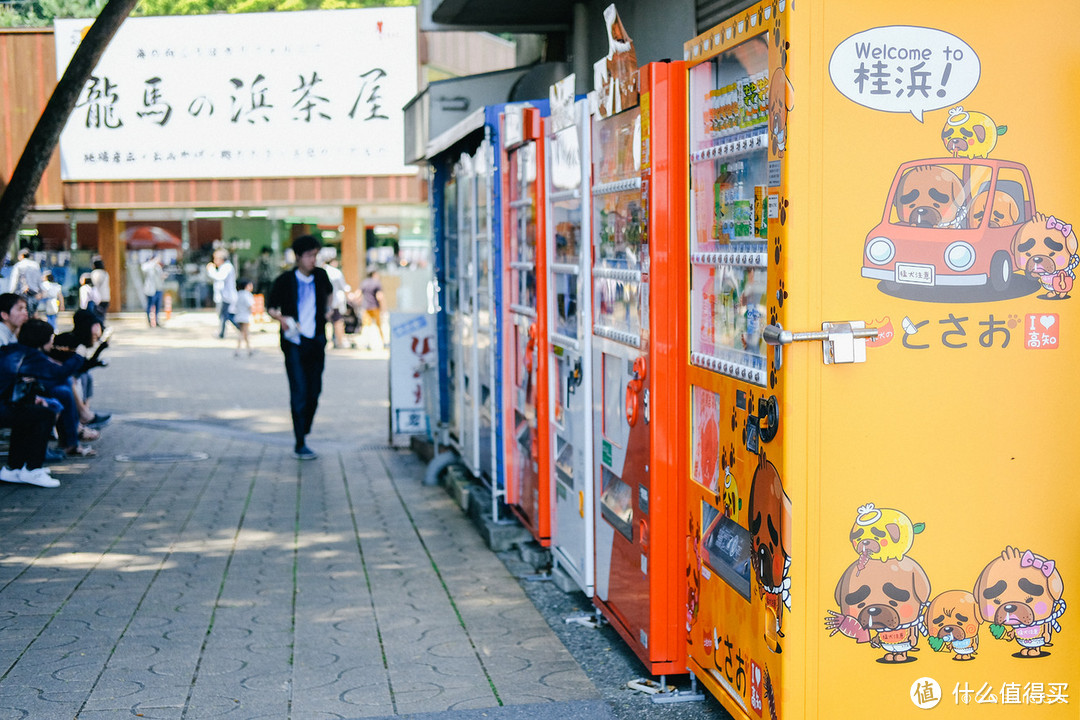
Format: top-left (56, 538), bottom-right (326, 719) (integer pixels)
top-left (776, 280), bottom-right (788, 307)
top-left (773, 235), bottom-right (783, 265)
top-left (1007, 313), bottom-right (1021, 329)
top-left (779, 197), bottom-right (790, 225)
top-left (731, 406), bottom-right (739, 432)
top-left (769, 306), bottom-right (779, 326)
top-left (770, 366), bottom-right (778, 389)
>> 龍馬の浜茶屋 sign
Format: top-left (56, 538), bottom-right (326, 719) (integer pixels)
top-left (54, 8), bottom-right (418, 181)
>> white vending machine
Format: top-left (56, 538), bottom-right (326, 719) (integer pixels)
top-left (544, 77), bottom-right (594, 594)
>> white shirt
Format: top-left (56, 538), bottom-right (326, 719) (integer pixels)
top-left (295, 270), bottom-right (316, 339)
top-left (207, 261), bottom-right (237, 304)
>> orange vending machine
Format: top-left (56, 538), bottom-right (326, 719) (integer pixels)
top-left (683, 1), bottom-right (1079, 718)
top-left (590, 28), bottom-right (689, 671)
top-left (502, 105), bottom-right (551, 544)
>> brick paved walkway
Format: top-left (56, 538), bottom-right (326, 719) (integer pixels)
top-left (0, 312), bottom-right (606, 720)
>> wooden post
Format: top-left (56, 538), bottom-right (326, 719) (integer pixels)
top-left (341, 206), bottom-right (365, 291)
top-left (97, 209), bottom-right (122, 310)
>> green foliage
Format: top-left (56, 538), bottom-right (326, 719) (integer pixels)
top-left (0, 0), bottom-right (414, 26)
top-left (0, 0), bottom-right (106, 27)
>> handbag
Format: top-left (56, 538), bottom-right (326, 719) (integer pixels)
top-left (7, 356), bottom-right (44, 406)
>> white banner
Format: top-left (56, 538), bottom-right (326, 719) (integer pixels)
top-left (388, 312), bottom-right (436, 444)
top-left (54, 8), bottom-right (418, 181)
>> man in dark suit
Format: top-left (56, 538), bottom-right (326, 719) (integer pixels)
top-left (266, 235), bottom-right (334, 459)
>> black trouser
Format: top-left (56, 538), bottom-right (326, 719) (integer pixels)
top-left (0, 402), bottom-right (55, 470)
top-left (282, 336), bottom-right (325, 449)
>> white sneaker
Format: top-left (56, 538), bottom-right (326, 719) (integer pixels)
top-left (0, 466), bottom-right (59, 488)
top-left (22, 467), bottom-right (59, 488)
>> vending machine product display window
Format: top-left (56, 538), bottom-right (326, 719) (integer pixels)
top-left (688, 34), bottom-right (770, 386)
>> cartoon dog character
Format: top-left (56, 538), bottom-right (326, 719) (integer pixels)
top-left (849, 502), bottom-right (925, 574)
top-left (974, 546), bottom-right (1066, 657)
top-left (1011, 213), bottom-right (1079, 299)
top-left (969, 189), bottom-right (1020, 228)
top-left (925, 590), bottom-right (983, 661)
top-left (748, 453), bottom-right (791, 654)
top-left (940, 106), bottom-right (1007, 159)
top-left (825, 555), bottom-right (932, 663)
top-left (893, 165), bottom-right (968, 228)
top-left (767, 66), bottom-right (793, 158)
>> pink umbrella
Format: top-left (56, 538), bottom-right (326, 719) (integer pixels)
top-left (122, 226), bottom-right (182, 250)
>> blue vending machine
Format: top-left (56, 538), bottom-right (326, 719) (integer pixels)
top-left (427, 101), bottom-right (548, 519)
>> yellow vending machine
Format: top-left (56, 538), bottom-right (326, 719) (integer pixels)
top-left (683, 1), bottom-right (1079, 718)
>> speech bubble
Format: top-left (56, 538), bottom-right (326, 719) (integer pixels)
top-left (829, 26), bottom-right (980, 122)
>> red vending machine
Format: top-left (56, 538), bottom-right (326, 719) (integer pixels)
top-left (589, 9), bottom-right (689, 674)
top-left (502, 105), bottom-right (551, 544)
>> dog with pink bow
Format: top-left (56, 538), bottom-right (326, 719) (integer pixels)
top-left (1011, 212), bottom-right (1080, 299)
top-left (973, 546), bottom-right (1066, 657)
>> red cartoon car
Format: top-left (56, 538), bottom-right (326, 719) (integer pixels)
top-left (862, 158), bottom-right (1036, 292)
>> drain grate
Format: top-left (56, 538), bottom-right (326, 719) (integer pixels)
top-left (115, 452), bottom-right (210, 463)
top-left (357, 444), bottom-right (395, 452)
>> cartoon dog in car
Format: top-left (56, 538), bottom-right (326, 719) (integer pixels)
top-left (1011, 212), bottom-right (1079, 299)
top-left (974, 546), bottom-right (1066, 657)
top-left (825, 554), bottom-right (932, 663)
top-left (893, 165), bottom-right (968, 229)
top-left (925, 590), bottom-right (983, 661)
top-left (749, 453), bottom-right (791, 654)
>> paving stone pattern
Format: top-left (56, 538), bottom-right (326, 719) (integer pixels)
top-left (0, 313), bottom-right (600, 720)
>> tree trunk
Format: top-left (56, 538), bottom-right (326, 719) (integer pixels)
top-left (0, 0), bottom-right (139, 256)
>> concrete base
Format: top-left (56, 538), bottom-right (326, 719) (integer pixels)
top-left (444, 465), bottom-right (472, 512)
top-left (410, 435), bottom-right (435, 463)
top-left (468, 485), bottom-right (531, 552)
top-left (519, 541), bottom-right (552, 569)
top-left (550, 564), bottom-right (580, 594)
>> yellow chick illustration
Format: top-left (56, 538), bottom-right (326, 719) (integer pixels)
top-left (941, 106), bottom-right (1007, 158)
top-left (849, 502), bottom-right (925, 572)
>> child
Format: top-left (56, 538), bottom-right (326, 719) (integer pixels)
top-left (231, 278), bottom-right (255, 357)
top-left (41, 271), bottom-right (64, 328)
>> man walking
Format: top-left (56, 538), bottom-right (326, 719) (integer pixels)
top-left (266, 235), bottom-right (333, 460)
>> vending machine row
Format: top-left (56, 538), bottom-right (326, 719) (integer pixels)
top-left (425, 1), bottom-right (1078, 716)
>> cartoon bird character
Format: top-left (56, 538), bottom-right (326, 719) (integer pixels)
top-left (1011, 213), bottom-right (1080, 299)
top-left (941, 106), bottom-right (1007, 159)
top-left (849, 502), bottom-right (925, 574)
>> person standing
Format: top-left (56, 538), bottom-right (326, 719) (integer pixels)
top-left (89, 258), bottom-right (111, 316)
top-left (40, 271), bottom-right (64, 329)
top-left (8, 249), bottom-right (43, 316)
top-left (266, 235), bottom-right (333, 460)
top-left (320, 253), bottom-right (351, 349)
top-left (358, 268), bottom-right (386, 349)
top-left (141, 256), bottom-right (166, 327)
top-left (206, 249), bottom-right (237, 338)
